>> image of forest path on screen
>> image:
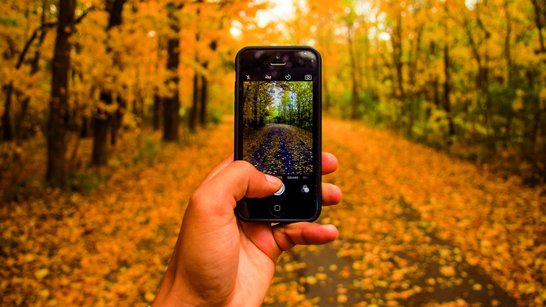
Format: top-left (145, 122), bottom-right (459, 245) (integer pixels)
top-left (243, 81), bottom-right (313, 175)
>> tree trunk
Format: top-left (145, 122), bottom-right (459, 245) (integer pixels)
top-left (2, 84), bottom-right (14, 141)
top-left (443, 44), bottom-right (455, 140)
top-left (110, 96), bottom-right (124, 145)
top-left (346, 21), bottom-right (359, 119)
top-left (323, 72), bottom-right (331, 111)
top-left (189, 24), bottom-right (201, 133)
top-left (392, 13), bottom-right (405, 100)
top-left (531, 0), bottom-right (545, 54)
top-left (153, 92), bottom-right (162, 131)
top-left (92, 92), bottom-right (110, 165)
top-left (189, 71), bottom-right (200, 133)
top-left (162, 3), bottom-right (181, 142)
top-left (198, 40), bottom-right (216, 126)
top-left (80, 115), bottom-right (90, 138)
top-left (46, 0), bottom-right (75, 187)
top-left (92, 0), bottom-right (126, 165)
top-left (199, 71), bottom-right (207, 126)
top-left (503, 0), bottom-right (514, 145)
top-left (17, 12), bottom-right (49, 144)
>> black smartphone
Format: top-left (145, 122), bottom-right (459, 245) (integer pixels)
top-left (234, 46), bottom-right (322, 222)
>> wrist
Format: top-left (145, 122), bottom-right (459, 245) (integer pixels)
top-left (153, 269), bottom-right (205, 307)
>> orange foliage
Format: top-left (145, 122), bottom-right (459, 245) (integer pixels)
top-left (3, 118), bottom-right (544, 305)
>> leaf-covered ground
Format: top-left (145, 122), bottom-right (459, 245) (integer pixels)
top-left (244, 123), bottom-right (313, 175)
top-left (1, 118), bottom-right (545, 306)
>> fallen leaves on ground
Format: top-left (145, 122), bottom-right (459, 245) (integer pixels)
top-left (244, 123), bottom-right (313, 175)
top-left (0, 123), bottom-right (232, 305)
top-left (267, 118), bottom-right (545, 306)
top-left (1, 117), bottom-right (545, 306)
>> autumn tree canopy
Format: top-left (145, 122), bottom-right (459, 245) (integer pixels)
top-left (1, 0), bottom-right (545, 305)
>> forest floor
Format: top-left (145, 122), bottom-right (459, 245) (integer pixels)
top-left (1, 117), bottom-right (545, 306)
top-left (244, 123), bottom-right (313, 175)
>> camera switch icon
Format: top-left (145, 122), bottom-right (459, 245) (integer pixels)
top-left (285, 74), bottom-right (292, 80)
top-left (304, 74), bottom-right (312, 81)
top-left (301, 185), bottom-right (310, 193)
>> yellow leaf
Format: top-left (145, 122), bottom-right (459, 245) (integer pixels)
top-left (34, 269), bottom-right (49, 280)
top-left (337, 294), bottom-right (348, 303)
top-left (306, 276), bottom-right (317, 285)
top-left (144, 292), bottom-right (155, 302)
top-left (439, 266), bottom-right (455, 277)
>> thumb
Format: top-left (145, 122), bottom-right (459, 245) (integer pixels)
top-left (193, 160), bottom-right (282, 212)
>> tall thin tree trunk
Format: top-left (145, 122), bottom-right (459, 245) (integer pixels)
top-left (531, 0), bottom-right (545, 54)
top-left (189, 16), bottom-right (201, 133)
top-left (153, 92), bottom-right (162, 131)
top-left (443, 44), bottom-right (455, 140)
top-left (323, 72), bottom-right (331, 111)
top-left (503, 0), bottom-right (514, 145)
top-left (92, 92), bottom-right (110, 165)
top-left (347, 21), bottom-right (359, 119)
top-left (17, 4), bottom-right (49, 144)
top-left (199, 69), bottom-right (207, 126)
top-left (92, 0), bottom-right (126, 165)
top-left (46, 0), bottom-right (75, 187)
top-left (189, 71), bottom-right (200, 133)
top-left (2, 84), bottom-right (14, 141)
top-left (162, 2), bottom-right (182, 141)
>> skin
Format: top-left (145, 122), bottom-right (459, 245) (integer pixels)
top-left (154, 152), bottom-right (342, 306)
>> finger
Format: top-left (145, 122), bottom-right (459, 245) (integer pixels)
top-left (322, 152), bottom-right (338, 175)
top-left (202, 160), bottom-right (282, 203)
top-left (271, 223), bottom-right (338, 257)
top-left (209, 152), bottom-right (336, 181)
top-left (322, 183), bottom-right (342, 206)
top-left (202, 154), bottom-right (234, 183)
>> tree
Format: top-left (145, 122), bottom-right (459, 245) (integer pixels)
top-left (163, 2), bottom-right (182, 141)
top-left (91, 0), bottom-right (127, 166)
top-left (46, 0), bottom-right (76, 186)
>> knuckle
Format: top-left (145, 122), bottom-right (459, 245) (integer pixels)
top-left (189, 187), bottom-right (208, 206)
top-left (232, 160), bottom-right (255, 173)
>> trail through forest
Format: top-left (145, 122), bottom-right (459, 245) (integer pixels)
top-left (244, 124), bottom-right (313, 175)
top-left (1, 118), bottom-right (544, 306)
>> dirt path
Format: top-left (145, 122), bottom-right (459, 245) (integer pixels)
top-left (244, 124), bottom-right (313, 175)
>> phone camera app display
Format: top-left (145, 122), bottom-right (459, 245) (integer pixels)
top-left (242, 81), bottom-right (313, 176)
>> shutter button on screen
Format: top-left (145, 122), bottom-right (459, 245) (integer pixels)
top-left (274, 182), bottom-right (285, 196)
top-left (269, 202), bottom-right (286, 217)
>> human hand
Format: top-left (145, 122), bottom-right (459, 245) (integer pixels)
top-left (153, 153), bottom-right (342, 306)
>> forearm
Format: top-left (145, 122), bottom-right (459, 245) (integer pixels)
top-left (153, 263), bottom-right (204, 307)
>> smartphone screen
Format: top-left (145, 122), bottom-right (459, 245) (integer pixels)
top-left (235, 46), bottom-right (321, 222)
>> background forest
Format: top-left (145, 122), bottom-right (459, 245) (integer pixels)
top-left (1, 0), bottom-right (546, 306)
top-left (243, 81), bottom-right (313, 131)
top-left (1, 0), bottom-right (545, 188)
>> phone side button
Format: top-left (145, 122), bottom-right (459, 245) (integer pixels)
top-left (268, 202), bottom-right (286, 217)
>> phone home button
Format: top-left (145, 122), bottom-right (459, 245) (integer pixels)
top-left (268, 202), bottom-right (286, 217)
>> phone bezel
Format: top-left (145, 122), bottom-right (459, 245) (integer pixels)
top-left (234, 46), bottom-right (322, 223)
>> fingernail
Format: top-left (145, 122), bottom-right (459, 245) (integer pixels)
top-left (321, 224), bottom-right (337, 232)
top-left (265, 174), bottom-right (282, 185)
